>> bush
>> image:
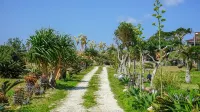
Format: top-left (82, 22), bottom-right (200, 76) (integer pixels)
top-left (0, 60), bottom-right (25, 78)
top-left (0, 45), bottom-right (26, 78)
top-left (153, 88), bottom-right (200, 111)
top-left (127, 87), bottom-right (157, 111)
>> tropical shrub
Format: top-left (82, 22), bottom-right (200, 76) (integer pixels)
top-left (121, 75), bottom-right (130, 85)
top-left (0, 80), bottom-right (23, 105)
top-left (152, 90), bottom-right (200, 111)
top-left (0, 80), bottom-right (23, 96)
top-left (127, 87), bottom-right (157, 111)
top-left (0, 45), bottom-right (26, 78)
top-left (13, 87), bottom-right (24, 105)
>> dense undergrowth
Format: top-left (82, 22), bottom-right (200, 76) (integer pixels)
top-left (2, 66), bottom-right (94, 112)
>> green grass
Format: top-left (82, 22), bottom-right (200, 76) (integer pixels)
top-left (4, 66), bottom-right (94, 112)
top-left (95, 66), bottom-right (103, 74)
top-left (107, 67), bottom-right (137, 112)
top-left (82, 67), bottom-right (101, 108)
top-left (158, 66), bottom-right (200, 89)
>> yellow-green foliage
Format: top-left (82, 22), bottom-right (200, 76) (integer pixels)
top-left (153, 70), bottom-right (181, 91)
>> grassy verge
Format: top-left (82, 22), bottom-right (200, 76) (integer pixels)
top-left (7, 66), bottom-right (94, 112)
top-left (95, 66), bottom-right (103, 74)
top-left (107, 67), bottom-right (136, 112)
top-left (82, 66), bottom-right (101, 108)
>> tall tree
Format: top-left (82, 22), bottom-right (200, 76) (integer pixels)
top-left (114, 22), bottom-right (138, 75)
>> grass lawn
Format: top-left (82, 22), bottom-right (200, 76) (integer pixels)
top-left (82, 66), bottom-right (102, 108)
top-left (107, 66), bottom-right (200, 112)
top-left (0, 66), bottom-right (94, 112)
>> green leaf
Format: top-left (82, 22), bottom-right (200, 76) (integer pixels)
top-left (156, 15), bottom-right (162, 19)
top-left (162, 10), bottom-right (166, 13)
top-left (154, 7), bottom-right (159, 11)
top-left (152, 14), bottom-right (157, 17)
top-left (161, 18), bottom-right (166, 22)
top-left (152, 23), bottom-right (156, 26)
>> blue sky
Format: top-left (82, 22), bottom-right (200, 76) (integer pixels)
top-left (0, 0), bottom-right (199, 45)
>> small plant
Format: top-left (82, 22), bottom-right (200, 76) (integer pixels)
top-left (0, 103), bottom-right (7, 111)
top-left (13, 87), bottom-right (24, 105)
top-left (40, 74), bottom-right (49, 92)
top-left (24, 75), bottom-right (37, 98)
top-left (0, 80), bottom-right (23, 95)
top-left (0, 92), bottom-right (8, 103)
top-left (127, 87), bottom-right (157, 111)
top-left (121, 75), bottom-right (130, 85)
top-left (152, 91), bottom-right (200, 111)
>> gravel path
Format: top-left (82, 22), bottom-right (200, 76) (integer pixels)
top-left (89, 67), bottom-right (124, 112)
top-left (51, 67), bottom-right (98, 112)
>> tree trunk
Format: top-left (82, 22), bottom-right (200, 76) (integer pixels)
top-left (185, 59), bottom-right (191, 83)
top-left (55, 57), bottom-right (61, 80)
top-left (49, 72), bottom-right (56, 88)
top-left (133, 59), bottom-right (136, 73)
top-left (150, 62), bottom-right (159, 87)
top-left (55, 67), bottom-right (61, 80)
top-left (142, 54), bottom-right (145, 74)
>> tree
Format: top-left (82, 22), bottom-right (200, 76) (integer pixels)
top-left (28, 28), bottom-right (77, 86)
top-left (79, 34), bottom-right (87, 51)
top-left (0, 45), bottom-right (26, 78)
top-left (6, 37), bottom-right (25, 52)
top-left (114, 22), bottom-right (138, 75)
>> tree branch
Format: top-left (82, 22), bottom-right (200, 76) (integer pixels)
top-left (147, 54), bottom-right (156, 63)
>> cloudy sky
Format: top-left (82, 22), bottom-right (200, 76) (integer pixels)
top-left (0, 0), bottom-right (199, 45)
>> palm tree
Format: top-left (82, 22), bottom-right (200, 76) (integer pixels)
top-left (98, 42), bottom-right (106, 51)
top-left (79, 34), bottom-right (87, 51)
top-left (89, 40), bottom-right (97, 49)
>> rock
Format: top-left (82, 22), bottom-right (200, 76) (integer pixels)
top-left (147, 106), bottom-right (153, 112)
top-left (123, 89), bottom-right (128, 92)
top-left (118, 74), bottom-right (124, 80)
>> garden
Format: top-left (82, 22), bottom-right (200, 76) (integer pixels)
top-left (0, 0), bottom-right (200, 112)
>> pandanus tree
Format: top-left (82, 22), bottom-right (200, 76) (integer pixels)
top-left (114, 22), bottom-right (137, 75)
top-left (49, 35), bottom-right (76, 80)
top-left (28, 28), bottom-right (55, 75)
top-left (28, 28), bottom-right (76, 85)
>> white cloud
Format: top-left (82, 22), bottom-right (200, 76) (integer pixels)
top-left (144, 14), bottom-right (152, 19)
top-left (118, 16), bottom-right (140, 24)
top-left (162, 0), bottom-right (184, 6)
